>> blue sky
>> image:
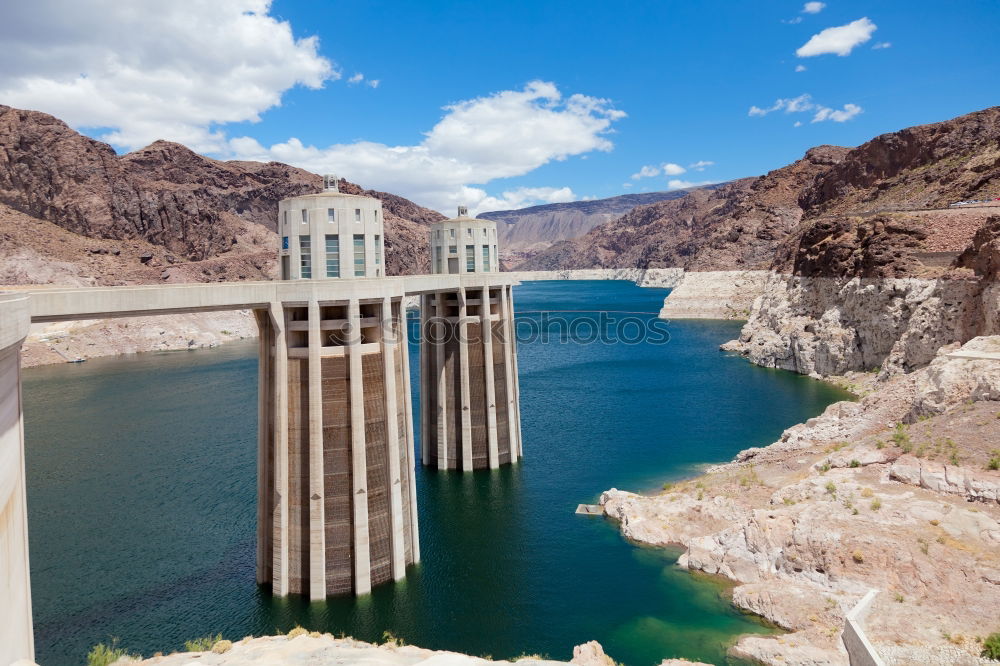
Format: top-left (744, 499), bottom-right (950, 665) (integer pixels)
top-left (1, 1), bottom-right (998, 213)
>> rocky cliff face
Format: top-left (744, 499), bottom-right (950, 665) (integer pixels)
top-left (727, 206), bottom-right (1000, 377)
top-left (800, 106), bottom-right (1000, 214)
top-left (717, 107), bottom-right (1000, 377)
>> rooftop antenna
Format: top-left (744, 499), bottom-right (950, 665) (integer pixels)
top-left (323, 174), bottom-right (339, 193)
top-left (457, 205), bottom-right (468, 217)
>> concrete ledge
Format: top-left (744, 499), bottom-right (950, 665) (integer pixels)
top-left (22, 274), bottom-right (522, 323)
top-left (842, 589), bottom-right (886, 666)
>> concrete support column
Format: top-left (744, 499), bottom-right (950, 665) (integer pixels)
top-left (347, 298), bottom-right (372, 595)
top-left (434, 291), bottom-right (449, 469)
top-left (419, 294), bottom-right (431, 467)
top-left (498, 286), bottom-right (519, 463)
top-left (399, 307), bottom-right (420, 562)
top-left (381, 296), bottom-right (406, 580)
top-left (481, 286), bottom-right (500, 469)
top-left (253, 309), bottom-right (273, 585)
top-left (306, 299), bottom-right (327, 600)
top-left (507, 286), bottom-right (524, 458)
top-left (268, 301), bottom-right (290, 596)
top-left (457, 287), bottom-right (473, 471)
top-left (0, 294), bottom-right (33, 666)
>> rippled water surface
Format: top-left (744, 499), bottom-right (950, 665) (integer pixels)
top-left (24, 280), bottom-right (850, 665)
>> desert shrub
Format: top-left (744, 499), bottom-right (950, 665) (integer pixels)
top-left (287, 626), bottom-right (308, 639)
top-left (987, 450), bottom-right (1000, 471)
top-left (87, 640), bottom-right (132, 666)
top-left (849, 459), bottom-right (861, 468)
top-left (382, 630), bottom-right (406, 646)
top-left (185, 634), bottom-right (222, 652)
top-left (825, 481), bottom-right (837, 495)
top-left (982, 632), bottom-right (1000, 660)
top-left (861, 488), bottom-right (874, 498)
top-left (870, 498), bottom-right (882, 511)
top-left (851, 550), bottom-right (864, 563)
top-left (212, 640), bottom-right (233, 654)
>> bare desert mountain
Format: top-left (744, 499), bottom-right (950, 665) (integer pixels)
top-left (477, 189), bottom-right (719, 261)
top-left (0, 104), bottom-right (444, 287)
top-left (522, 106), bottom-right (1000, 275)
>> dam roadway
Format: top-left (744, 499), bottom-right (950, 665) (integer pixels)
top-left (0, 271), bottom-right (522, 665)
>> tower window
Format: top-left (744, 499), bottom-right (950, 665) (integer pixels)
top-left (327, 208), bottom-right (336, 222)
top-left (466, 245), bottom-right (475, 272)
top-left (281, 236), bottom-right (288, 250)
top-left (325, 235), bottom-right (339, 278)
top-left (299, 236), bottom-right (312, 278)
top-left (482, 244), bottom-right (490, 271)
top-left (301, 209), bottom-right (308, 223)
top-left (353, 234), bottom-right (365, 276)
top-left (374, 235), bottom-right (381, 264)
top-left (355, 208), bottom-right (362, 222)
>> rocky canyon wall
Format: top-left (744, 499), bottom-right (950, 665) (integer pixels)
top-left (725, 214), bottom-right (1000, 377)
top-left (723, 273), bottom-right (996, 376)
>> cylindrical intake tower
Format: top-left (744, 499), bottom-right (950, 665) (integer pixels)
top-left (419, 208), bottom-right (522, 470)
top-left (257, 181), bottom-right (419, 600)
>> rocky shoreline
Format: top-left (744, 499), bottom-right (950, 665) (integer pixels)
top-left (601, 336), bottom-right (1000, 665)
top-left (99, 634), bottom-right (707, 666)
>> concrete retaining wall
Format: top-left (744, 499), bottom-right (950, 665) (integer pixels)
top-left (842, 589), bottom-right (886, 666)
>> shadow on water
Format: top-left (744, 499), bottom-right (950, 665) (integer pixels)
top-left (23, 281), bottom-right (851, 665)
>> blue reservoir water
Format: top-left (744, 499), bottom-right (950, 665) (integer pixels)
top-left (23, 280), bottom-right (849, 665)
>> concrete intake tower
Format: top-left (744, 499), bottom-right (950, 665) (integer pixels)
top-left (258, 177), bottom-right (418, 599)
top-left (419, 207), bottom-right (523, 470)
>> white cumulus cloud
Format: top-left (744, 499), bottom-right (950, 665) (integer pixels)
top-left (796, 17), bottom-right (877, 57)
top-left (749, 93), bottom-right (862, 124)
top-left (0, 0), bottom-right (336, 152)
top-left (630, 162), bottom-right (686, 180)
top-left (795, 64), bottom-right (807, 72)
top-left (802, 2), bottom-right (826, 14)
top-left (872, 41), bottom-right (892, 49)
top-left (631, 165), bottom-right (661, 180)
top-left (689, 160), bottom-right (714, 171)
top-left (348, 73), bottom-right (364, 84)
top-left (231, 80), bottom-right (625, 214)
top-left (812, 103), bottom-right (862, 123)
